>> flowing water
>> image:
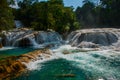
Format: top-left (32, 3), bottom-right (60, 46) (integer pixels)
top-left (5, 45), bottom-right (118, 80)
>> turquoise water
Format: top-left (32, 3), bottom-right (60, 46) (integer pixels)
top-left (13, 49), bottom-right (120, 80)
top-left (0, 47), bottom-right (35, 60)
top-left (0, 46), bottom-right (120, 80)
top-left (14, 59), bottom-right (89, 80)
top-left (14, 57), bottom-right (120, 80)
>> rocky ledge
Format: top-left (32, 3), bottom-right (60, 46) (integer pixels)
top-left (67, 28), bottom-right (120, 49)
top-left (0, 49), bottom-right (51, 79)
top-left (1, 28), bottom-right (62, 48)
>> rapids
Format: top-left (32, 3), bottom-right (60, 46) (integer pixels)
top-left (12, 45), bottom-right (120, 80)
top-left (1, 28), bottom-right (63, 48)
top-left (0, 28), bottom-right (120, 80)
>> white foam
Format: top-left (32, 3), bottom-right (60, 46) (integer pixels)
top-left (24, 44), bottom-right (120, 80)
top-left (98, 79), bottom-right (104, 80)
top-left (25, 51), bottom-right (60, 70)
top-left (0, 47), bottom-right (15, 51)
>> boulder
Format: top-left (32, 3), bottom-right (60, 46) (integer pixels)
top-left (62, 50), bottom-right (71, 54)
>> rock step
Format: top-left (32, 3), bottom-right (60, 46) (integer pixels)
top-left (0, 49), bottom-right (51, 79)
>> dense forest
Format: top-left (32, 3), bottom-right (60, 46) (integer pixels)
top-left (0, 0), bottom-right (120, 33)
top-left (75, 0), bottom-right (120, 28)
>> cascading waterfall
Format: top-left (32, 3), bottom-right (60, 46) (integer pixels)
top-left (67, 28), bottom-right (120, 49)
top-left (0, 28), bottom-right (120, 80)
top-left (1, 29), bottom-right (63, 48)
top-left (14, 20), bottom-right (23, 28)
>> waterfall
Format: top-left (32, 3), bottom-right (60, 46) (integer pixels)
top-left (67, 28), bottom-right (120, 49)
top-left (35, 31), bottom-right (62, 44)
top-left (14, 20), bottom-right (23, 28)
top-left (1, 29), bottom-right (63, 48)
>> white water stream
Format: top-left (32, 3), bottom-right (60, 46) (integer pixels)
top-left (24, 45), bottom-right (120, 80)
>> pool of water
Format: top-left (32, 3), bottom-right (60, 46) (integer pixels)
top-left (0, 47), bottom-right (35, 60)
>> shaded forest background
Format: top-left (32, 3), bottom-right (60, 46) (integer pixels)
top-left (0, 0), bottom-right (120, 34)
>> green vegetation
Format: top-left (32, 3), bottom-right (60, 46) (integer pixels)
top-left (75, 0), bottom-right (120, 28)
top-left (13, 0), bottom-right (79, 34)
top-left (0, 0), bottom-right (120, 32)
top-left (0, 0), bottom-right (14, 31)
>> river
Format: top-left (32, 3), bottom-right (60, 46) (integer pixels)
top-left (0, 45), bottom-right (119, 80)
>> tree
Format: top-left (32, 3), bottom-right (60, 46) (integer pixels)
top-left (0, 0), bottom-right (14, 31)
top-left (14, 0), bottom-right (79, 34)
top-left (99, 0), bottom-right (120, 26)
top-left (75, 0), bottom-right (96, 27)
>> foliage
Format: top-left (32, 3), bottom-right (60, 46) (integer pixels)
top-left (100, 0), bottom-right (120, 26)
top-left (0, 0), bottom-right (120, 32)
top-left (13, 0), bottom-right (79, 34)
top-left (75, 0), bottom-right (120, 28)
top-left (75, 0), bottom-right (97, 28)
top-left (0, 0), bottom-right (14, 31)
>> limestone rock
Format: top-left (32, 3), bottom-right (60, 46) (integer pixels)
top-left (1, 28), bottom-right (62, 48)
top-left (0, 49), bottom-right (51, 79)
top-left (62, 50), bottom-right (71, 54)
top-left (78, 41), bottom-right (99, 48)
top-left (68, 28), bottom-right (120, 48)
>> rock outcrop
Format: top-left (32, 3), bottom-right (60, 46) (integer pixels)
top-left (0, 49), bottom-right (51, 79)
top-left (1, 28), bottom-right (62, 48)
top-left (67, 28), bottom-right (120, 48)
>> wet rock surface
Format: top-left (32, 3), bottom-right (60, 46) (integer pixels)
top-left (68, 28), bottom-right (120, 48)
top-left (0, 37), bottom-right (2, 48)
top-left (0, 49), bottom-right (51, 79)
top-left (1, 28), bottom-right (62, 47)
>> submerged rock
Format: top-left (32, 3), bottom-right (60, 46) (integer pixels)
top-left (68, 28), bottom-right (120, 48)
top-left (56, 74), bottom-right (75, 77)
top-left (62, 50), bottom-right (71, 54)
